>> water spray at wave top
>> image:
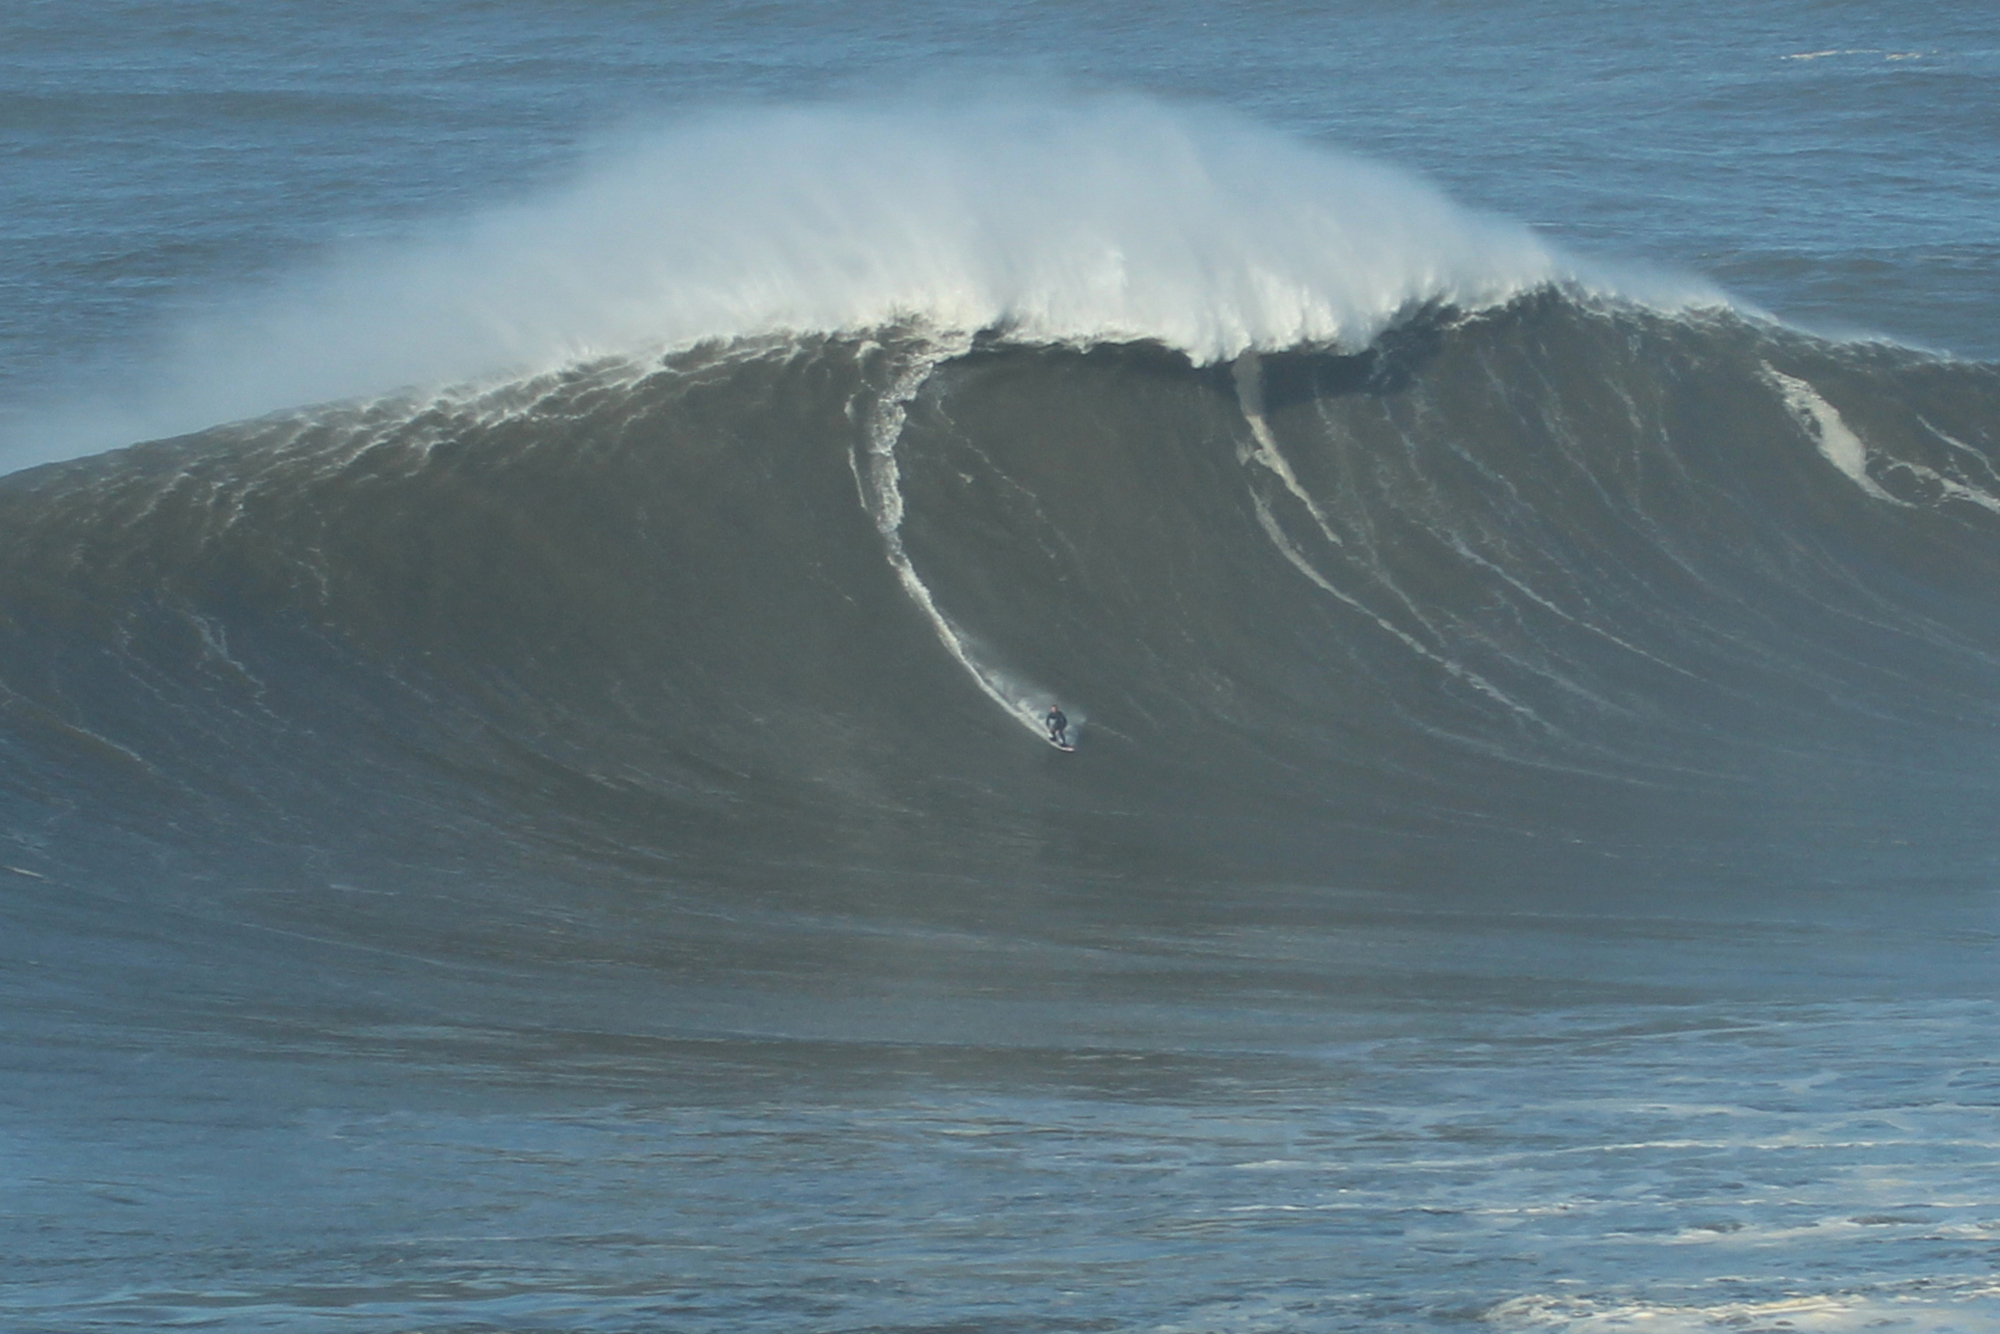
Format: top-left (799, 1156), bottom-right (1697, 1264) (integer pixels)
top-left (7, 91), bottom-right (2000, 1334)
top-left (17, 94), bottom-right (1609, 464)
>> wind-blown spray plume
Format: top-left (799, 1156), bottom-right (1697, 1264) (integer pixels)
top-left (11, 94), bottom-right (1647, 465)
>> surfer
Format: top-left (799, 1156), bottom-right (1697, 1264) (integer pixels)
top-left (1046, 705), bottom-right (1070, 749)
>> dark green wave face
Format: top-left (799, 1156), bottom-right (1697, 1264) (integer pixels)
top-left (6, 291), bottom-right (2000, 972)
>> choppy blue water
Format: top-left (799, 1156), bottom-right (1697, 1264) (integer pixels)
top-left (4, 3), bottom-right (2000, 1332)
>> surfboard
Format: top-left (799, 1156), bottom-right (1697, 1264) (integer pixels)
top-left (1048, 737), bottom-right (1075, 752)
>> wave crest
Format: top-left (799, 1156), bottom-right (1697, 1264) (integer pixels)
top-left (12, 92), bottom-right (1725, 468)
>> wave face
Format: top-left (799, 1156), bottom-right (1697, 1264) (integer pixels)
top-left (7, 292), bottom-right (2000, 946)
top-left (12, 286), bottom-right (2000, 1334)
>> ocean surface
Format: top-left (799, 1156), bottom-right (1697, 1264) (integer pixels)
top-left (5, 3), bottom-right (2000, 1331)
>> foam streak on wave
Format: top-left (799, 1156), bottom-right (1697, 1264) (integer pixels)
top-left (1232, 351), bottom-right (1345, 545)
top-left (1765, 364), bottom-right (1903, 504)
top-left (849, 334), bottom-right (1058, 741)
top-left (1232, 351), bottom-right (1545, 726)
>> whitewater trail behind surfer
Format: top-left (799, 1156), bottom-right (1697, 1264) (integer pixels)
top-left (845, 331), bottom-right (1074, 744)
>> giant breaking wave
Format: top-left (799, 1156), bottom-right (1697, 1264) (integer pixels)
top-left (4, 98), bottom-right (2000, 983)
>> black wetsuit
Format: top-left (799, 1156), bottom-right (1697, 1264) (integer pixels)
top-left (1046, 709), bottom-right (1069, 746)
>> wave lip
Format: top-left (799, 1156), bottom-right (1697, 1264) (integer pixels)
top-left (229, 93), bottom-right (1574, 366)
top-left (13, 93), bottom-right (1681, 467)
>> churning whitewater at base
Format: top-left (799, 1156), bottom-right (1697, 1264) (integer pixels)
top-left (6, 84), bottom-right (2000, 1334)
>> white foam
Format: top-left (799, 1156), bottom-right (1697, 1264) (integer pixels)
top-left (1764, 364), bottom-right (1903, 503)
top-left (1493, 1285), bottom-right (2000, 1333)
top-left (847, 334), bottom-right (1065, 743)
top-left (6, 91), bottom-right (1715, 469)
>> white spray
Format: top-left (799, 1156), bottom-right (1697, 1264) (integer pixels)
top-left (2, 90), bottom-right (1695, 470)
